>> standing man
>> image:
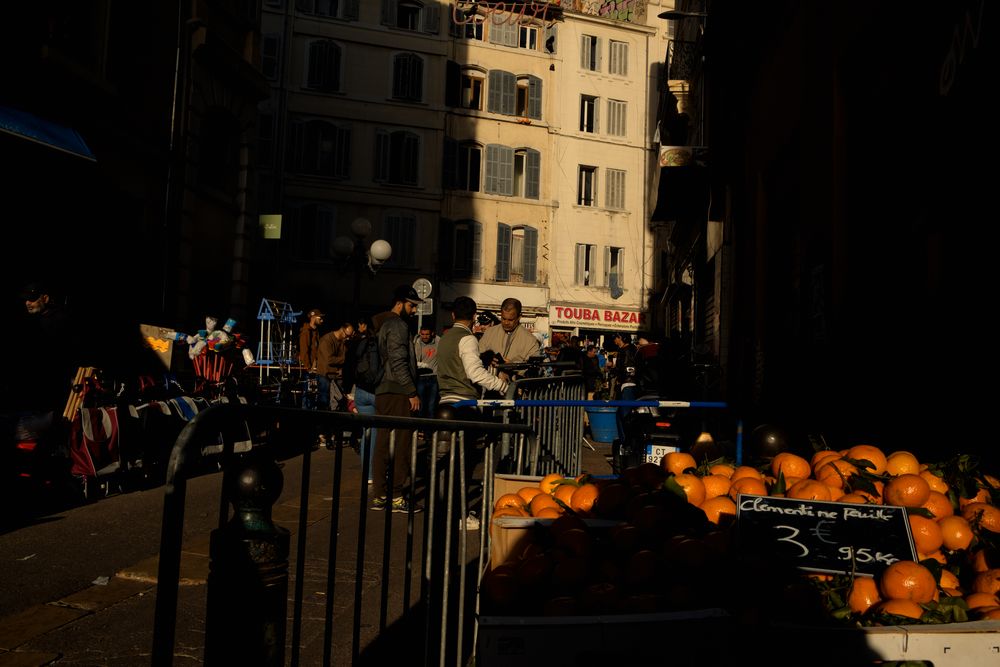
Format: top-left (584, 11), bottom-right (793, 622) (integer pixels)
top-left (413, 325), bottom-right (440, 433)
top-left (371, 286), bottom-right (422, 512)
top-left (298, 308), bottom-right (324, 370)
top-left (478, 297), bottom-right (541, 364)
top-left (317, 321), bottom-right (355, 410)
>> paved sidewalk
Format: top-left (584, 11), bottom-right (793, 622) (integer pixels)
top-left (0, 436), bottom-right (614, 666)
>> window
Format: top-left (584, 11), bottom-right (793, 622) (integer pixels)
top-left (606, 246), bottom-right (625, 290)
top-left (459, 143), bottom-right (482, 191)
top-left (580, 34), bottom-right (600, 71)
top-left (261, 33), bottom-right (281, 79)
top-left (288, 119), bottom-right (351, 178)
top-left (297, 0), bottom-right (360, 20)
top-left (462, 70), bottom-right (484, 110)
top-left (519, 25), bottom-right (537, 50)
top-left (607, 99), bottom-right (627, 137)
top-left (575, 244), bottom-right (597, 285)
top-left (516, 75), bottom-right (542, 119)
top-left (488, 14), bottom-right (518, 47)
top-left (383, 211), bottom-right (416, 266)
top-left (580, 95), bottom-right (598, 133)
top-left (289, 202), bottom-right (340, 263)
top-left (392, 52), bottom-right (423, 101)
top-left (578, 165), bottom-right (597, 206)
top-left (455, 220), bottom-right (482, 277)
top-left (450, 8), bottom-right (484, 39)
top-left (382, 0), bottom-right (439, 32)
top-left (609, 40), bottom-right (628, 76)
top-left (484, 144), bottom-right (514, 195)
top-left (513, 149), bottom-right (540, 199)
top-left (374, 130), bottom-right (419, 185)
top-left (258, 113), bottom-right (274, 165)
top-left (496, 224), bottom-right (537, 283)
top-left (306, 40), bottom-right (341, 91)
top-left (606, 168), bottom-right (626, 209)
top-left (487, 70), bottom-right (516, 115)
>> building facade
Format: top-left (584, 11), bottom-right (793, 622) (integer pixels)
top-left (259, 0), bottom-right (670, 341)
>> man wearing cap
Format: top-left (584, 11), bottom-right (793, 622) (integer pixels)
top-left (298, 308), bottom-right (325, 410)
top-left (370, 285), bottom-right (422, 512)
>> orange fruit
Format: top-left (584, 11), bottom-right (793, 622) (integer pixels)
top-left (810, 449), bottom-right (838, 467)
top-left (846, 444), bottom-right (888, 475)
top-left (708, 463), bottom-right (735, 478)
top-left (920, 550), bottom-right (947, 565)
top-left (492, 507), bottom-right (528, 518)
top-left (529, 493), bottom-right (562, 516)
top-left (517, 486), bottom-right (544, 504)
top-left (730, 466), bottom-right (764, 482)
top-left (553, 483), bottom-right (577, 506)
top-left (839, 493), bottom-right (869, 504)
top-left (965, 592), bottom-right (1000, 609)
top-left (699, 496), bottom-right (737, 525)
top-left (909, 515), bottom-right (944, 554)
top-left (885, 451), bottom-right (920, 476)
top-left (939, 569), bottom-right (961, 591)
top-left (815, 458), bottom-right (857, 490)
top-left (729, 476), bottom-right (767, 500)
top-left (983, 475), bottom-right (1000, 489)
top-left (811, 452), bottom-right (842, 477)
top-left (826, 485), bottom-right (846, 502)
top-left (919, 470), bottom-right (949, 494)
top-left (494, 493), bottom-right (527, 512)
top-left (570, 484), bottom-right (599, 514)
top-left (874, 598), bottom-right (924, 620)
top-left (701, 474), bottom-right (732, 500)
top-left (960, 488), bottom-right (992, 509)
top-left (847, 576), bottom-right (882, 614)
top-left (673, 473), bottom-right (707, 506)
top-left (879, 561), bottom-right (938, 603)
top-left (970, 547), bottom-right (1000, 573)
top-left (973, 569), bottom-right (1000, 595)
top-left (771, 453), bottom-right (811, 479)
top-left (921, 491), bottom-right (954, 519)
top-left (786, 479), bottom-right (833, 502)
top-left (854, 480), bottom-right (884, 504)
top-left (883, 474), bottom-right (931, 508)
top-left (539, 473), bottom-right (567, 495)
top-left (938, 515), bottom-right (974, 551)
top-left (534, 507), bottom-right (561, 519)
top-left (661, 452), bottom-right (697, 476)
top-left (962, 502), bottom-right (1000, 533)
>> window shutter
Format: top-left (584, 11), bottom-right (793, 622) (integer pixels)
top-left (413, 55), bottom-right (423, 100)
top-left (580, 35), bottom-right (589, 69)
top-left (588, 245), bottom-right (597, 282)
top-left (471, 221), bottom-right (482, 277)
top-left (523, 226), bottom-right (538, 283)
top-left (487, 70), bottom-right (502, 113)
top-left (439, 218), bottom-right (455, 278)
top-left (495, 223), bottom-right (511, 281)
top-left (575, 244), bottom-right (586, 284)
top-left (501, 72), bottom-right (515, 115)
top-left (335, 126), bottom-right (351, 178)
top-left (525, 149), bottom-right (540, 199)
top-left (449, 8), bottom-right (463, 37)
top-left (344, 0), bottom-right (360, 20)
top-left (422, 4), bottom-right (439, 33)
top-left (499, 145), bottom-right (514, 195)
top-left (484, 144), bottom-right (500, 193)
top-left (374, 131), bottom-right (389, 181)
top-left (603, 246), bottom-right (611, 287)
top-left (295, 0), bottom-right (312, 12)
top-left (307, 41), bottom-right (321, 87)
top-left (595, 38), bottom-right (602, 71)
top-left (615, 249), bottom-right (624, 288)
top-left (443, 137), bottom-right (457, 189)
top-left (445, 60), bottom-right (460, 107)
top-left (381, 0), bottom-right (395, 26)
top-left (527, 76), bottom-right (542, 119)
top-left (326, 42), bottom-right (341, 90)
top-left (402, 132), bottom-right (419, 185)
top-left (489, 17), bottom-right (502, 44)
top-left (544, 24), bottom-right (556, 53)
top-left (594, 97), bottom-right (599, 132)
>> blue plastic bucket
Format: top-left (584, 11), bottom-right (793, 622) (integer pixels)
top-left (585, 406), bottom-right (619, 442)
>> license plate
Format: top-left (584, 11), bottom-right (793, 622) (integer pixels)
top-left (645, 443), bottom-right (680, 465)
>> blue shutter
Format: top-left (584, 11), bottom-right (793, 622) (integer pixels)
top-left (527, 76), bottom-right (542, 119)
top-left (487, 70), bottom-right (502, 113)
top-left (523, 226), bottom-right (538, 283)
top-left (501, 72), bottom-right (515, 115)
top-left (495, 223), bottom-right (511, 281)
top-left (525, 149), bottom-right (540, 199)
top-left (499, 146), bottom-right (514, 195)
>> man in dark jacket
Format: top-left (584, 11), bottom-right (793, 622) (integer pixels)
top-left (370, 285), bottom-right (422, 512)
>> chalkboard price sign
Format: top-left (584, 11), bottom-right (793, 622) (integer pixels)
top-left (735, 495), bottom-right (917, 576)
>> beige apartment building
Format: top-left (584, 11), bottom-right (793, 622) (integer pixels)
top-left (259, 1), bottom-right (672, 341)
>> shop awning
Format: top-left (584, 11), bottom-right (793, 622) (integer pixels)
top-left (0, 105), bottom-right (95, 161)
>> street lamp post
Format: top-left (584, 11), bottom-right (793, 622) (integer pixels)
top-left (333, 217), bottom-right (392, 314)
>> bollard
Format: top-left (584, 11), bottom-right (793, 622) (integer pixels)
top-left (205, 458), bottom-right (289, 666)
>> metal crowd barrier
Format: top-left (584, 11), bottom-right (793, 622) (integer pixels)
top-left (150, 403), bottom-right (534, 667)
